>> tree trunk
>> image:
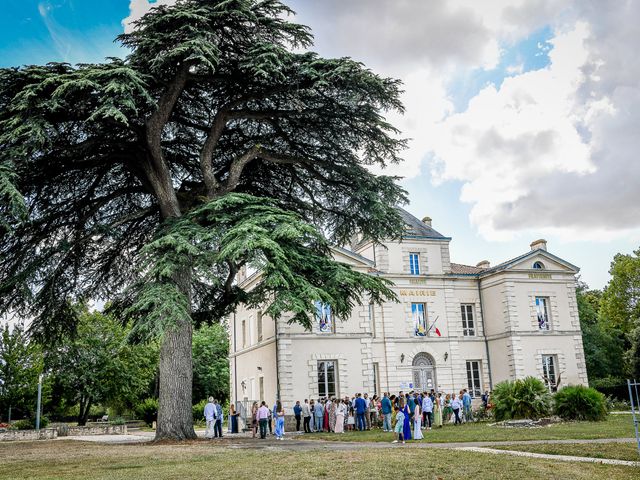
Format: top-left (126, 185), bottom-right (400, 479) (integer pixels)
top-left (78, 396), bottom-right (91, 426)
top-left (155, 271), bottom-right (197, 441)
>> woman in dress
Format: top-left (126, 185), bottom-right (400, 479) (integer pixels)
top-left (274, 401), bottom-right (285, 440)
top-left (443, 394), bottom-right (452, 423)
top-left (323, 399), bottom-right (330, 432)
top-left (334, 399), bottom-right (345, 433)
top-left (229, 404), bottom-right (239, 434)
top-left (251, 401), bottom-right (258, 438)
top-left (413, 400), bottom-right (423, 440)
top-left (329, 398), bottom-right (337, 432)
top-left (433, 393), bottom-right (443, 428)
top-left (401, 398), bottom-right (412, 441)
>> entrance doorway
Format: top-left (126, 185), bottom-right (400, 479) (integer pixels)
top-left (412, 353), bottom-right (437, 391)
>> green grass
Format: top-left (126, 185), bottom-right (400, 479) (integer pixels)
top-left (493, 442), bottom-right (640, 462)
top-left (311, 415), bottom-right (635, 443)
top-left (0, 440), bottom-right (637, 480)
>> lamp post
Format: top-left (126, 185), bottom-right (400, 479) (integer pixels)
top-left (35, 374), bottom-right (43, 431)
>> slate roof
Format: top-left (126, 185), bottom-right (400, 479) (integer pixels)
top-left (450, 263), bottom-right (485, 275)
top-left (397, 208), bottom-right (450, 240)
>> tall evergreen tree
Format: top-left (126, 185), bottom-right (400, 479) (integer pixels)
top-left (0, 1), bottom-right (407, 439)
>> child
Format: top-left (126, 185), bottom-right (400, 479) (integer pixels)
top-left (347, 407), bottom-right (355, 431)
top-left (392, 406), bottom-right (405, 444)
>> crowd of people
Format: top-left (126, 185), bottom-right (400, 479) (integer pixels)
top-left (245, 389), bottom-right (490, 443)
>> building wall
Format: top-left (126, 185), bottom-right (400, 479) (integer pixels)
top-left (229, 235), bottom-right (587, 415)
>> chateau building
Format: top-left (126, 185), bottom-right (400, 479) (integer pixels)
top-left (228, 209), bottom-right (587, 411)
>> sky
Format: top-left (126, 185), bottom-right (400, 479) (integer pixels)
top-left (1, 0), bottom-right (639, 289)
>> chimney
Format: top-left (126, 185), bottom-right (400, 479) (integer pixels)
top-left (476, 260), bottom-right (490, 269)
top-left (530, 239), bottom-right (547, 251)
top-left (422, 216), bottom-right (432, 227)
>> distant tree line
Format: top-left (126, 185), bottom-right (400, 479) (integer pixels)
top-left (0, 307), bottom-right (229, 425)
top-left (578, 247), bottom-right (640, 397)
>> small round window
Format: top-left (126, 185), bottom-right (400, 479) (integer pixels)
top-left (533, 261), bottom-right (545, 270)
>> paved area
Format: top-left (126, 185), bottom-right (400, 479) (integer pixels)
top-left (457, 446), bottom-right (640, 468)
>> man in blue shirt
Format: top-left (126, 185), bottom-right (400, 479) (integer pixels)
top-left (381, 392), bottom-right (392, 432)
top-left (213, 399), bottom-right (223, 438)
top-left (462, 389), bottom-right (473, 422)
top-left (314, 399), bottom-right (324, 432)
top-left (293, 400), bottom-right (303, 431)
top-left (354, 393), bottom-right (367, 431)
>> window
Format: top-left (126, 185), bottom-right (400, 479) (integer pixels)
top-left (533, 261), bottom-right (545, 269)
top-left (257, 311), bottom-right (263, 342)
top-left (535, 297), bottom-right (551, 330)
top-left (241, 320), bottom-right (247, 347)
top-left (372, 362), bottom-right (380, 396)
top-left (542, 355), bottom-right (558, 392)
top-left (461, 304), bottom-right (475, 336)
top-left (315, 301), bottom-right (334, 333)
top-left (317, 360), bottom-right (337, 397)
top-left (466, 360), bottom-right (482, 397)
top-left (409, 252), bottom-right (420, 275)
top-left (412, 302), bottom-right (428, 336)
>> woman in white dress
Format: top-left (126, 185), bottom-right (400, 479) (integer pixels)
top-left (334, 399), bottom-right (346, 433)
top-left (413, 401), bottom-right (424, 440)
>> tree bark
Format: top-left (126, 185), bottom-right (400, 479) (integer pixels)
top-left (155, 270), bottom-right (197, 441)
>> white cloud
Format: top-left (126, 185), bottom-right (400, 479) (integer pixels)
top-left (120, 1), bottom-right (640, 241)
top-left (122, 0), bottom-right (177, 34)
top-left (427, 0), bottom-right (640, 241)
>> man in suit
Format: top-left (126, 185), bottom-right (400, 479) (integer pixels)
top-left (354, 393), bottom-right (367, 431)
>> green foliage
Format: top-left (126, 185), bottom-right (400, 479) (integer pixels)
top-left (0, 0), bottom-right (408, 439)
top-left (576, 284), bottom-right (626, 383)
top-left (10, 416), bottom-right (48, 430)
top-left (0, 323), bottom-right (45, 421)
top-left (44, 308), bottom-right (158, 425)
top-left (135, 398), bottom-right (159, 427)
top-left (119, 194), bottom-right (398, 340)
top-left (0, 160), bottom-right (26, 230)
top-left (192, 325), bottom-right (229, 403)
top-left (492, 377), bottom-right (552, 421)
top-left (192, 399), bottom-right (208, 422)
top-left (109, 417), bottom-right (126, 426)
top-left (553, 385), bottom-right (608, 421)
top-left (600, 249), bottom-right (640, 333)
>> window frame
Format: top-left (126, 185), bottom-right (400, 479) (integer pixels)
top-left (409, 252), bottom-right (420, 275)
top-left (541, 354), bottom-right (558, 392)
top-left (461, 304), bottom-right (476, 336)
top-left (315, 301), bottom-right (335, 333)
top-left (317, 360), bottom-right (338, 398)
top-left (535, 296), bottom-right (551, 331)
top-left (465, 360), bottom-right (482, 397)
top-left (241, 319), bottom-right (247, 348)
top-left (257, 311), bottom-right (263, 342)
top-left (412, 302), bottom-right (429, 337)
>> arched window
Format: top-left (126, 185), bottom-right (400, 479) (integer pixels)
top-left (533, 261), bottom-right (545, 270)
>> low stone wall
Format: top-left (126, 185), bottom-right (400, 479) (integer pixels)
top-left (0, 428), bottom-right (58, 441)
top-left (57, 424), bottom-right (128, 436)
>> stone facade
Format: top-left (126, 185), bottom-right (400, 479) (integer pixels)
top-left (229, 210), bottom-right (587, 414)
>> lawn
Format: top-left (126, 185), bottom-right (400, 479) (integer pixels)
top-left (0, 440), bottom-right (638, 480)
top-left (493, 441), bottom-right (640, 462)
top-left (311, 414), bottom-right (635, 443)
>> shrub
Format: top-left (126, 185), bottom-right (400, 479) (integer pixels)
top-left (10, 417), bottom-right (49, 430)
top-left (109, 417), bottom-right (126, 426)
top-left (10, 419), bottom-right (34, 430)
top-left (554, 385), bottom-right (608, 421)
top-left (492, 377), bottom-right (552, 421)
top-left (135, 398), bottom-right (159, 427)
top-left (193, 399), bottom-right (207, 422)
